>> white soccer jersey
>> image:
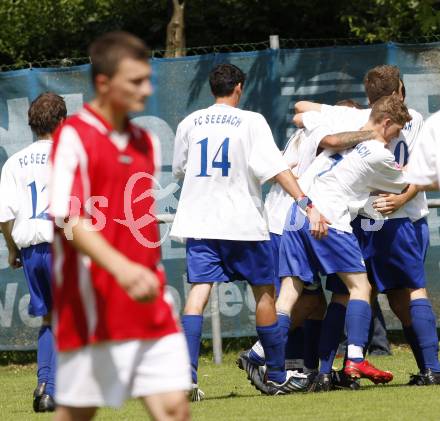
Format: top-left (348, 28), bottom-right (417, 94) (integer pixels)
top-left (305, 141), bottom-right (407, 233)
top-left (264, 125), bottom-right (325, 235)
top-left (170, 103), bottom-right (288, 241)
top-left (406, 111), bottom-right (440, 188)
top-left (309, 105), bottom-right (427, 221)
top-left (0, 140), bottom-right (53, 248)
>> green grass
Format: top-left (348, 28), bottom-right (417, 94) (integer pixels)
top-left (2, 346), bottom-right (440, 420)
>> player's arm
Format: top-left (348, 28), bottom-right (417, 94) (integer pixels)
top-left (0, 220), bottom-right (21, 268)
top-left (319, 130), bottom-right (376, 151)
top-left (417, 181), bottom-right (439, 191)
top-left (274, 169), bottom-right (330, 240)
top-left (294, 101), bottom-right (322, 114)
top-left (172, 122), bottom-right (189, 179)
top-left (372, 184), bottom-right (418, 215)
top-left (64, 219), bottom-right (159, 302)
top-left (293, 113), bottom-right (304, 128)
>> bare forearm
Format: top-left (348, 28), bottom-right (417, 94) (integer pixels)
top-left (295, 101), bottom-right (322, 114)
top-left (69, 218), bottom-right (129, 278)
top-left (0, 221), bottom-right (18, 251)
top-left (320, 130), bottom-right (375, 151)
top-left (401, 184), bottom-right (419, 203)
top-left (274, 169), bottom-right (304, 200)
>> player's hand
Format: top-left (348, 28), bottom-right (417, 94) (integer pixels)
top-left (115, 262), bottom-right (159, 302)
top-left (8, 247), bottom-right (22, 269)
top-left (306, 206), bottom-right (331, 240)
top-left (372, 193), bottom-right (405, 215)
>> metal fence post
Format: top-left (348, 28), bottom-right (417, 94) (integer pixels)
top-left (269, 35), bottom-right (280, 49)
top-left (211, 283), bottom-right (223, 365)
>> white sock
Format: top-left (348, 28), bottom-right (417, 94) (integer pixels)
top-left (251, 340), bottom-right (265, 359)
top-left (347, 344), bottom-right (364, 360)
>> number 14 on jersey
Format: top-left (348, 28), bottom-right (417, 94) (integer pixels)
top-left (197, 137), bottom-right (231, 177)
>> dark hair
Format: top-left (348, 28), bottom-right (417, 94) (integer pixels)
top-left (88, 31), bottom-right (150, 84)
top-left (364, 65), bottom-right (400, 105)
top-left (370, 94), bottom-right (412, 127)
top-left (28, 92), bottom-right (67, 137)
top-left (335, 99), bottom-right (363, 109)
top-left (209, 64), bottom-right (246, 97)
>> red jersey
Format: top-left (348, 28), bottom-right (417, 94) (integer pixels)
top-left (50, 104), bottom-right (178, 352)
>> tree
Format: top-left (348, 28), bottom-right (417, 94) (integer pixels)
top-left (342, 0), bottom-right (440, 42)
top-left (165, 0), bottom-right (185, 57)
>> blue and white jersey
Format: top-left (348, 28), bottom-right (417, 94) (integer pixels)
top-left (264, 126), bottom-right (323, 235)
top-left (171, 103), bottom-right (288, 241)
top-left (406, 110), bottom-right (440, 190)
top-left (0, 140), bottom-right (53, 248)
top-left (308, 104), bottom-right (427, 221)
top-left (306, 141), bottom-right (407, 233)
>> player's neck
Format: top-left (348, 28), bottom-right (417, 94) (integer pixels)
top-left (215, 95), bottom-right (240, 108)
top-left (89, 99), bottom-right (128, 133)
top-left (362, 122), bottom-right (385, 143)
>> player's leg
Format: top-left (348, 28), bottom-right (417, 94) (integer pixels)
top-left (20, 243), bottom-right (56, 412)
top-left (182, 238), bottom-right (225, 399)
top-left (142, 391), bottom-right (189, 421)
top-left (182, 282), bottom-right (213, 396)
top-left (251, 283), bottom-right (309, 394)
top-left (338, 272), bottom-right (393, 384)
top-left (302, 288), bottom-right (326, 375)
top-left (54, 406), bottom-right (97, 421)
top-left (408, 287), bottom-right (440, 384)
top-left (386, 288), bottom-right (424, 371)
top-left (309, 274), bottom-right (349, 393)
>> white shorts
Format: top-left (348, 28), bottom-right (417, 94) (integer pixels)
top-left (56, 333), bottom-right (191, 408)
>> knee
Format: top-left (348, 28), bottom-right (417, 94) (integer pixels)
top-left (184, 285), bottom-right (212, 314)
top-left (166, 394), bottom-right (190, 421)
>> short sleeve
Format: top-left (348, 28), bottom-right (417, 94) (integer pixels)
top-left (406, 117), bottom-right (438, 186)
top-left (248, 113), bottom-right (288, 183)
top-left (368, 150), bottom-right (407, 193)
top-left (0, 160), bottom-right (18, 222)
top-left (50, 125), bottom-right (88, 219)
top-left (172, 121), bottom-right (189, 179)
top-left (404, 110), bottom-right (424, 155)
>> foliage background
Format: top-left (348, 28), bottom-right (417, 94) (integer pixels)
top-left (1, 0), bottom-right (440, 64)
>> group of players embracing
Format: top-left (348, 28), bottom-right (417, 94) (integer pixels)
top-left (172, 63), bottom-right (440, 399)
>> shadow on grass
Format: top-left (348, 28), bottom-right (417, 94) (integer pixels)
top-left (0, 351), bottom-right (36, 366)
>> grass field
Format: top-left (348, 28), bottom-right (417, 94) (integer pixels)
top-left (2, 345), bottom-right (440, 420)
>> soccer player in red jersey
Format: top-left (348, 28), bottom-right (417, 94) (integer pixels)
top-left (50, 32), bottom-right (191, 421)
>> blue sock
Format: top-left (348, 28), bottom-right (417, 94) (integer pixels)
top-left (277, 312), bottom-right (291, 345)
top-left (257, 322), bottom-right (286, 383)
top-left (37, 325), bottom-right (56, 396)
top-left (182, 315), bottom-right (203, 383)
top-left (285, 327), bottom-right (304, 361)
top-left (304, 319), bottom-right (322, 370)
top-left (403, 325), bottom-right (424, 371)
top-left (365, 315), bottom-right (375, 357)
top-left (346, 299), bottom-right (371, 363)
top-left (319, 303), bottom-right (346, 374)
top-left (410, 299), bottom-right (440, 372)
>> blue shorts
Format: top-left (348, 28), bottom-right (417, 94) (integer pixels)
top-left (186, 238), bottom-right (275, 286)
top-left (20, 242), bottom-right (52, 317)
top-left (367, 218), bottom-right (426, 292)
top-left (325, 216), bottom-right (372, 295)
top-left (271, 232), bottom-right (322, 295)
top-left (414, 217), bottom-right (429, 262)
top-left (279, 204), bottom-right (366, 286)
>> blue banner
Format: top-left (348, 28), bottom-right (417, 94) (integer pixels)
top-left (1, 42), bottom-right (440, 349)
